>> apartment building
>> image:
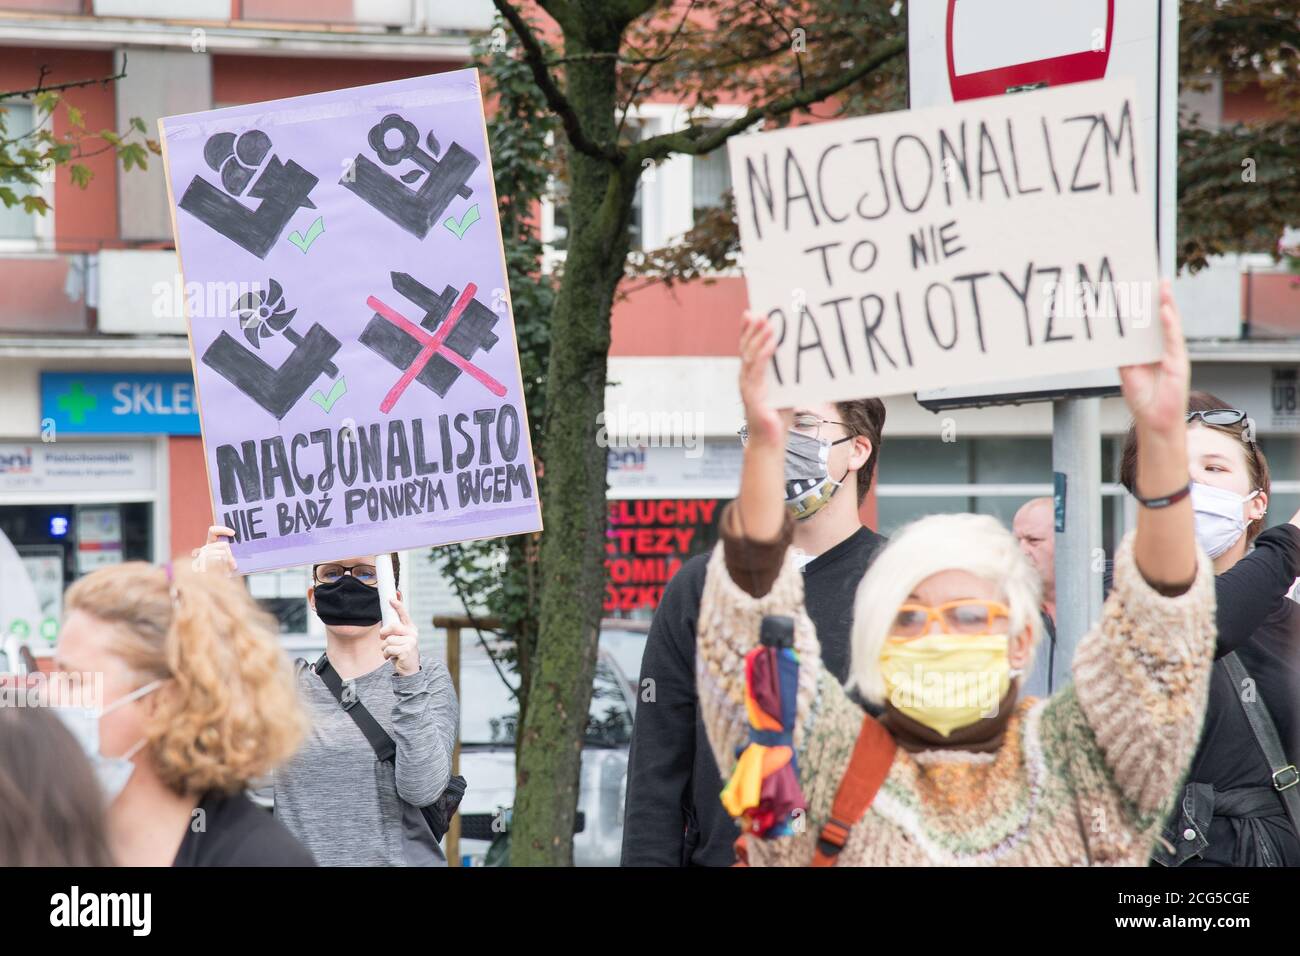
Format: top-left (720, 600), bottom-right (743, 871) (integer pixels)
top-left (0, 2), bottom-right (1295, 662)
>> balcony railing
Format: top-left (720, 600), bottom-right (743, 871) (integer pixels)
top-left (0, 253), bottom-right (92, 334)
top-left (1243, 268), bottom-right (1300, 340)
top-left (0, 0), bottom-right (497, 32)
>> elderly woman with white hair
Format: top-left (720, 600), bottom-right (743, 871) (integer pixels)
top-left (699, 281), bottom-right (1217, 866)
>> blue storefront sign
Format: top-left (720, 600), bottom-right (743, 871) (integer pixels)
top-left (41, 372), bottom-right (201, 435)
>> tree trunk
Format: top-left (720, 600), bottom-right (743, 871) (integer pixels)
top-left (509, 29), bottom-right (636, 865)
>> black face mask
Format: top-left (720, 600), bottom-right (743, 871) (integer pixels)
top-left (312, 576), bottom-right (382, 627)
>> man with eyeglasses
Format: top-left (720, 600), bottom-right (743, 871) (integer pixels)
top-left (193, 529), bottom-right (458, 866)
top-left (622, 383), bottom-right (888, 867)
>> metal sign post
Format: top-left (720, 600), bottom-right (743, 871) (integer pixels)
top-left (908, 1), bottom-right (1178, 684)
top-left (1051, 397), bottom-right (1104, 689)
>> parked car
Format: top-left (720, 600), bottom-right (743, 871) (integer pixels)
top-left (595, 617), bottom-right (650, 701)
top-left (456, 625), bottom-right (641, 866)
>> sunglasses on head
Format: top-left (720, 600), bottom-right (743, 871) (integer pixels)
top-left (1186, 408), bottom-right (1247, 427)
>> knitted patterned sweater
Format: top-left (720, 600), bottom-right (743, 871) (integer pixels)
top-left (696, 524), bottom-right (1217, 866)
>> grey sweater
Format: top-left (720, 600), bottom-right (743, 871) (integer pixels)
top-left (274, 658), bottom-right (458, 867)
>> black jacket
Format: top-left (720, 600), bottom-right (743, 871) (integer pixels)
top-left (173, 791), bottom-right (317, 867)
top-left (1156, 523), bottom-right (1300, 867)
top-left (620, 525), bottom-right (886, 866)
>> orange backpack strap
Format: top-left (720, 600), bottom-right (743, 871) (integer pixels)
top-left (812, 716), bottom-right (896, 867)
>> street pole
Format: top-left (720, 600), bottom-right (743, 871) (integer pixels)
top-left (1051, 396), bottom-right (1103, 691)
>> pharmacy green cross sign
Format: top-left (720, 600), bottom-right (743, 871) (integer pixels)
top-left (41, 372), bottom-right (201, 435)
top-left (56, 380), bottom-right (98, 425)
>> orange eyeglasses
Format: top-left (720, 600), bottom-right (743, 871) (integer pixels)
top-left (889, 600), bottom-right (1011, 638)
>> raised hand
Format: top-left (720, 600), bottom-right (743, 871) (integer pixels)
top-left (1119, 280), bottom-right (1190, 440)
top-left (1121, 280), bottom-right (1197, 589)
top-left (739, 311), bottom-right (791, 450)
top-left (736, 311), bottom-right (791, 542)
top-left (191, 525), bottom-right (238, 575)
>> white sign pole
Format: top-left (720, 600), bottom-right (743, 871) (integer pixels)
top-left (1050, 397), bottom-right (1103, 692)
top-left (1054, 1), bottom-right (1176, 679)
top-left (376, 553), bottom-right (400, 630)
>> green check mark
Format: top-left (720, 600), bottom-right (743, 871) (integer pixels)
top-left (310, 376), bottom-right (347, 413)
top-left (443, 203), bottom-right (480, 240)
top-left (288, 216), bottom-right (325, 253)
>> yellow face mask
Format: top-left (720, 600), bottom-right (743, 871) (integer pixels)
top-left (877, 633), bottom-right (1012, 737)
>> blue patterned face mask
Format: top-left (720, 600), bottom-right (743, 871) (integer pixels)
top-left (53, 679), bottom-right (162, 806)
top-left (784, 430), bottom-right (845, 520)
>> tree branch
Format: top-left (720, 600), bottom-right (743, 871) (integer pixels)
top-left (492, 0), bottom-right (621, 163)
top-left (748, 0), bottom-right (806, 92)
top-left (0, 54), bottom-right (129, 102)
top-left (616, 0), bottom-right (696, 140)
top-left (602, 0), bottom-right (666, 30)
top-left (547, 50), bottom-right (674, 65)
top-left (628, 33), bottom-right (905, 166)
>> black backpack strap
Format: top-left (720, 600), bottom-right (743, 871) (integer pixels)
top-left (1220, 651), bottom-right (1300, 837)
top-left (313, 652), bottom-right (396, 764)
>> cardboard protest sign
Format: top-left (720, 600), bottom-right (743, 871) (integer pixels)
top-left (726, 77), bottom-right (1161, 407)
top-left (159, 69), bottom-right (541, 573)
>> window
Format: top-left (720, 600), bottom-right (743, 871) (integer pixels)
top-left (547, 151), bottom-right (570, 253)
top-left (1259, 436), bottom-right (1300, 531)
top-left (247, 566), bottom-right (312, 635)
top-left (540, 105), bottom-right (748, 268)
top-left (543, 118), bottom-right (648, 257)
top-left (874, 436), bottom-right (1128, 557)
top-left (691, 138), bottom-right (732, 221)
top-left (0, 103), bottom-right (39, 241)
top-left (624, 117), bottom-right (647, 252)
top-left (628, 169), bottom-right (644, 252)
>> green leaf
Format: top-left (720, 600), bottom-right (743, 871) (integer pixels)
top-left (119, 142), bottom-right (148, 171)
top-left (32, 91), bottom-right (59, 115)
top-left (66, 105), bottom-right (84, 129)
top-left (129, 116), bottom-right (147, 134)
top-left (69, 163), bottom-right (93, 188)
top-left (20, 194), bottom-right (50, 215)
top-left (0, 187), bottom-right (17, 209)
top-left (100, 129), bottom-right (121, 147)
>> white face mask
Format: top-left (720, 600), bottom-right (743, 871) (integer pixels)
top-left (53, 679), bottom-right (162, 806)
top-left (1190, 481), bottom-right (1262, 559)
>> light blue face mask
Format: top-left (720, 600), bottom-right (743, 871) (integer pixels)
top-left (1190, 481), bottom-right (1262, 559)
top-left (53, 679), bottom-right (163, 806)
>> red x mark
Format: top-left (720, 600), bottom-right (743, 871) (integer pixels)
top-left (367, 281), bottom-right (507, 413)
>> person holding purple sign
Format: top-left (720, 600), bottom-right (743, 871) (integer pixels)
top-left (195, 528), bottom-right (458, 866)
top-left (160, 70), bottom-right (542, 577)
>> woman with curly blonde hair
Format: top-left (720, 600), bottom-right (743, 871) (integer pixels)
top-left (52, 561), bottom-right (315, 865)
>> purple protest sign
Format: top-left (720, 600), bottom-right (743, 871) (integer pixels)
top-left (159, 68), bottom-right (542, 574)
